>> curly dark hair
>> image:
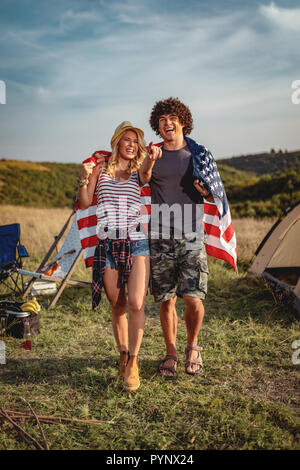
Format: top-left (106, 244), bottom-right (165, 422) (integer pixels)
top-left (149, 97), bottom-right (193, 136)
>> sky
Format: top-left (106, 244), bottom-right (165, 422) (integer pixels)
top-left (0, 0), bottom-right (300, 163)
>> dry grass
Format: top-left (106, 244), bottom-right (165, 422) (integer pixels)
top-left (0, 208), bottom-right (277, 281)
top-left (0, 205), bottom-right (72, 256)
top-left (233, 217), bottom-right (276, 266)
top-left (1, 206), bottom-right (276, 263)
top-left (0, 207), bottom-right (299, 451)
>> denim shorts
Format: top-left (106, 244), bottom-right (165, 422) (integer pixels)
top-left (105, 238), bottom-right (150, 269)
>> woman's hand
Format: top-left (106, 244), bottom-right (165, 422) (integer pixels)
top-left (80, 154), bottom-right (106, 180)
top-left (78, 154), bottom-right (106, 209)
top-left (92, 153), bottom-right (107, 176)
top-left (138, 143), bottom-right (162, 186)
top-left (147, 142), bottom-right (162, 161)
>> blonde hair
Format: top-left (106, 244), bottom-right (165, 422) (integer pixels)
top-left (106, 129), bottom-right (146, 177)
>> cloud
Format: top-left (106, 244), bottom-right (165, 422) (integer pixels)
top-left (259, 1), bottom-right (300, 31)
top-left (59, 8), bottom-right (103, 32)
top-left (1, 1), bottom-right (300, 161)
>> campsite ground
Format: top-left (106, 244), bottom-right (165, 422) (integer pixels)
top-left (0, 206), bottom-right (299, 450)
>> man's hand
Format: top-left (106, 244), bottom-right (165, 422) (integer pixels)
top-left (193, 179), bottom-right (213, 201)
top-left (148, 142), bottom-right (162, 161)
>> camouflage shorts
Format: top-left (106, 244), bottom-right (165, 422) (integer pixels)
top-left (149, 236), bottom-right (209, 303)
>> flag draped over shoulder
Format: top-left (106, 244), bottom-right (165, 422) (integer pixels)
top-left (75, 145), bottom-right (237, 271)
top-left (185, 136), bottom-right (237, 271)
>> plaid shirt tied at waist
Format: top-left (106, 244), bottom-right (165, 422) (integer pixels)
top-left (92, 238), bottom-right (132, 309)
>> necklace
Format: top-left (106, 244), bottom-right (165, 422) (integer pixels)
top-left (114, 169), bottom-right (130, 182)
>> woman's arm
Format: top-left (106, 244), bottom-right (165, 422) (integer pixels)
top-left (138, 142), bottom-right (162, 186)
top-left (77, 154), bottom-right (106, 209)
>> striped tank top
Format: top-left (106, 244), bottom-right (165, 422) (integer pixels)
top-left (95, 170), bottom-right (146, 240)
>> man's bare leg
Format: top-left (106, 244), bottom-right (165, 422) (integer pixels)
top-left (183, 296), bottom-right (205, 374)
top-left (159, 296), bottom-right (178, 377)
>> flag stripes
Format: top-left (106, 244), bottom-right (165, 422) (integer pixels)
top-left (75, 153), bottom-right (237, 271)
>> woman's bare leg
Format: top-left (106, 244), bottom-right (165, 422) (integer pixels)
top-left (123, 255), bottom-right (149, 390)
top-left (103, 267), bottom-right (128, 353)
top-left (127, 255), bottom-right (150, 356)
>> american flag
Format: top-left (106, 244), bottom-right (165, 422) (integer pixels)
top-left (186, 136), bottom-right (237, 271)
top-left (75, 145), bottom-right (237, 271)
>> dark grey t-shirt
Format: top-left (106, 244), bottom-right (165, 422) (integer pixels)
top-left (149, 145), bottom-right (203, 236)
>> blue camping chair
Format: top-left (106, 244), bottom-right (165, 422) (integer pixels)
top-left (0, 223), bottom-right (29, 295)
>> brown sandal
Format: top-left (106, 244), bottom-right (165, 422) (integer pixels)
top-left (158, 354), bottom-right (178, 379)
top-left (185, 346), bottom-right (203, 375)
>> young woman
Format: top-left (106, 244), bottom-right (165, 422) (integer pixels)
top-left (77, 121), bottom-right (161, 391)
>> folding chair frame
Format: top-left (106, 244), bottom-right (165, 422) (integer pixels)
top-left (0, 224), bottom-right (29, 297)
top-left (22, 210), bottom-right (90, 309)
top-left (0, 261), bottom-right (25, 296)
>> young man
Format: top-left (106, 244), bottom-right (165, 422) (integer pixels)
top-left (139, 97), bottom-right (213, 378)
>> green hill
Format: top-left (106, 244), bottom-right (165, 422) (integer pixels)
top-left (218, 149), bottom-right (300, 175)
top-left (0, 156), bottom-right (299, 218)
top-left (217, 164), bottom-right (258, 190)
top-left (0, 160), bottom-right (80, 208)
top-left (224, 166), bottom-right (300, 217)
top-left (216, 148), bottom-right (300, 216)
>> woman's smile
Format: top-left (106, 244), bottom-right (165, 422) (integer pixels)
top-left (118, 130), bottom-right (139, 160)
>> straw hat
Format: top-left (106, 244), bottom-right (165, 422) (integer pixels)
top-left (110, 121), bottom-right (144, 147)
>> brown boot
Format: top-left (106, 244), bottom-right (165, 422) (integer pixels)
top-left (119, 351), bottom-right (129, 378)
top-left (123, 356), bottom-right (140, 392)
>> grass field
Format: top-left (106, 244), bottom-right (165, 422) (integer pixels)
top-left (0, 207), bottom-right (299, 450)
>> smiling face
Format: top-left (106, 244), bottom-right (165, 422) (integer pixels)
top-left (118, 130), bottom-right (139, 161)
top-left (158, 113), bottom-right (185, 143)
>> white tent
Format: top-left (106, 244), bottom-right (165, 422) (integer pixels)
top-left (249, 203), bottom-right (300, 315)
